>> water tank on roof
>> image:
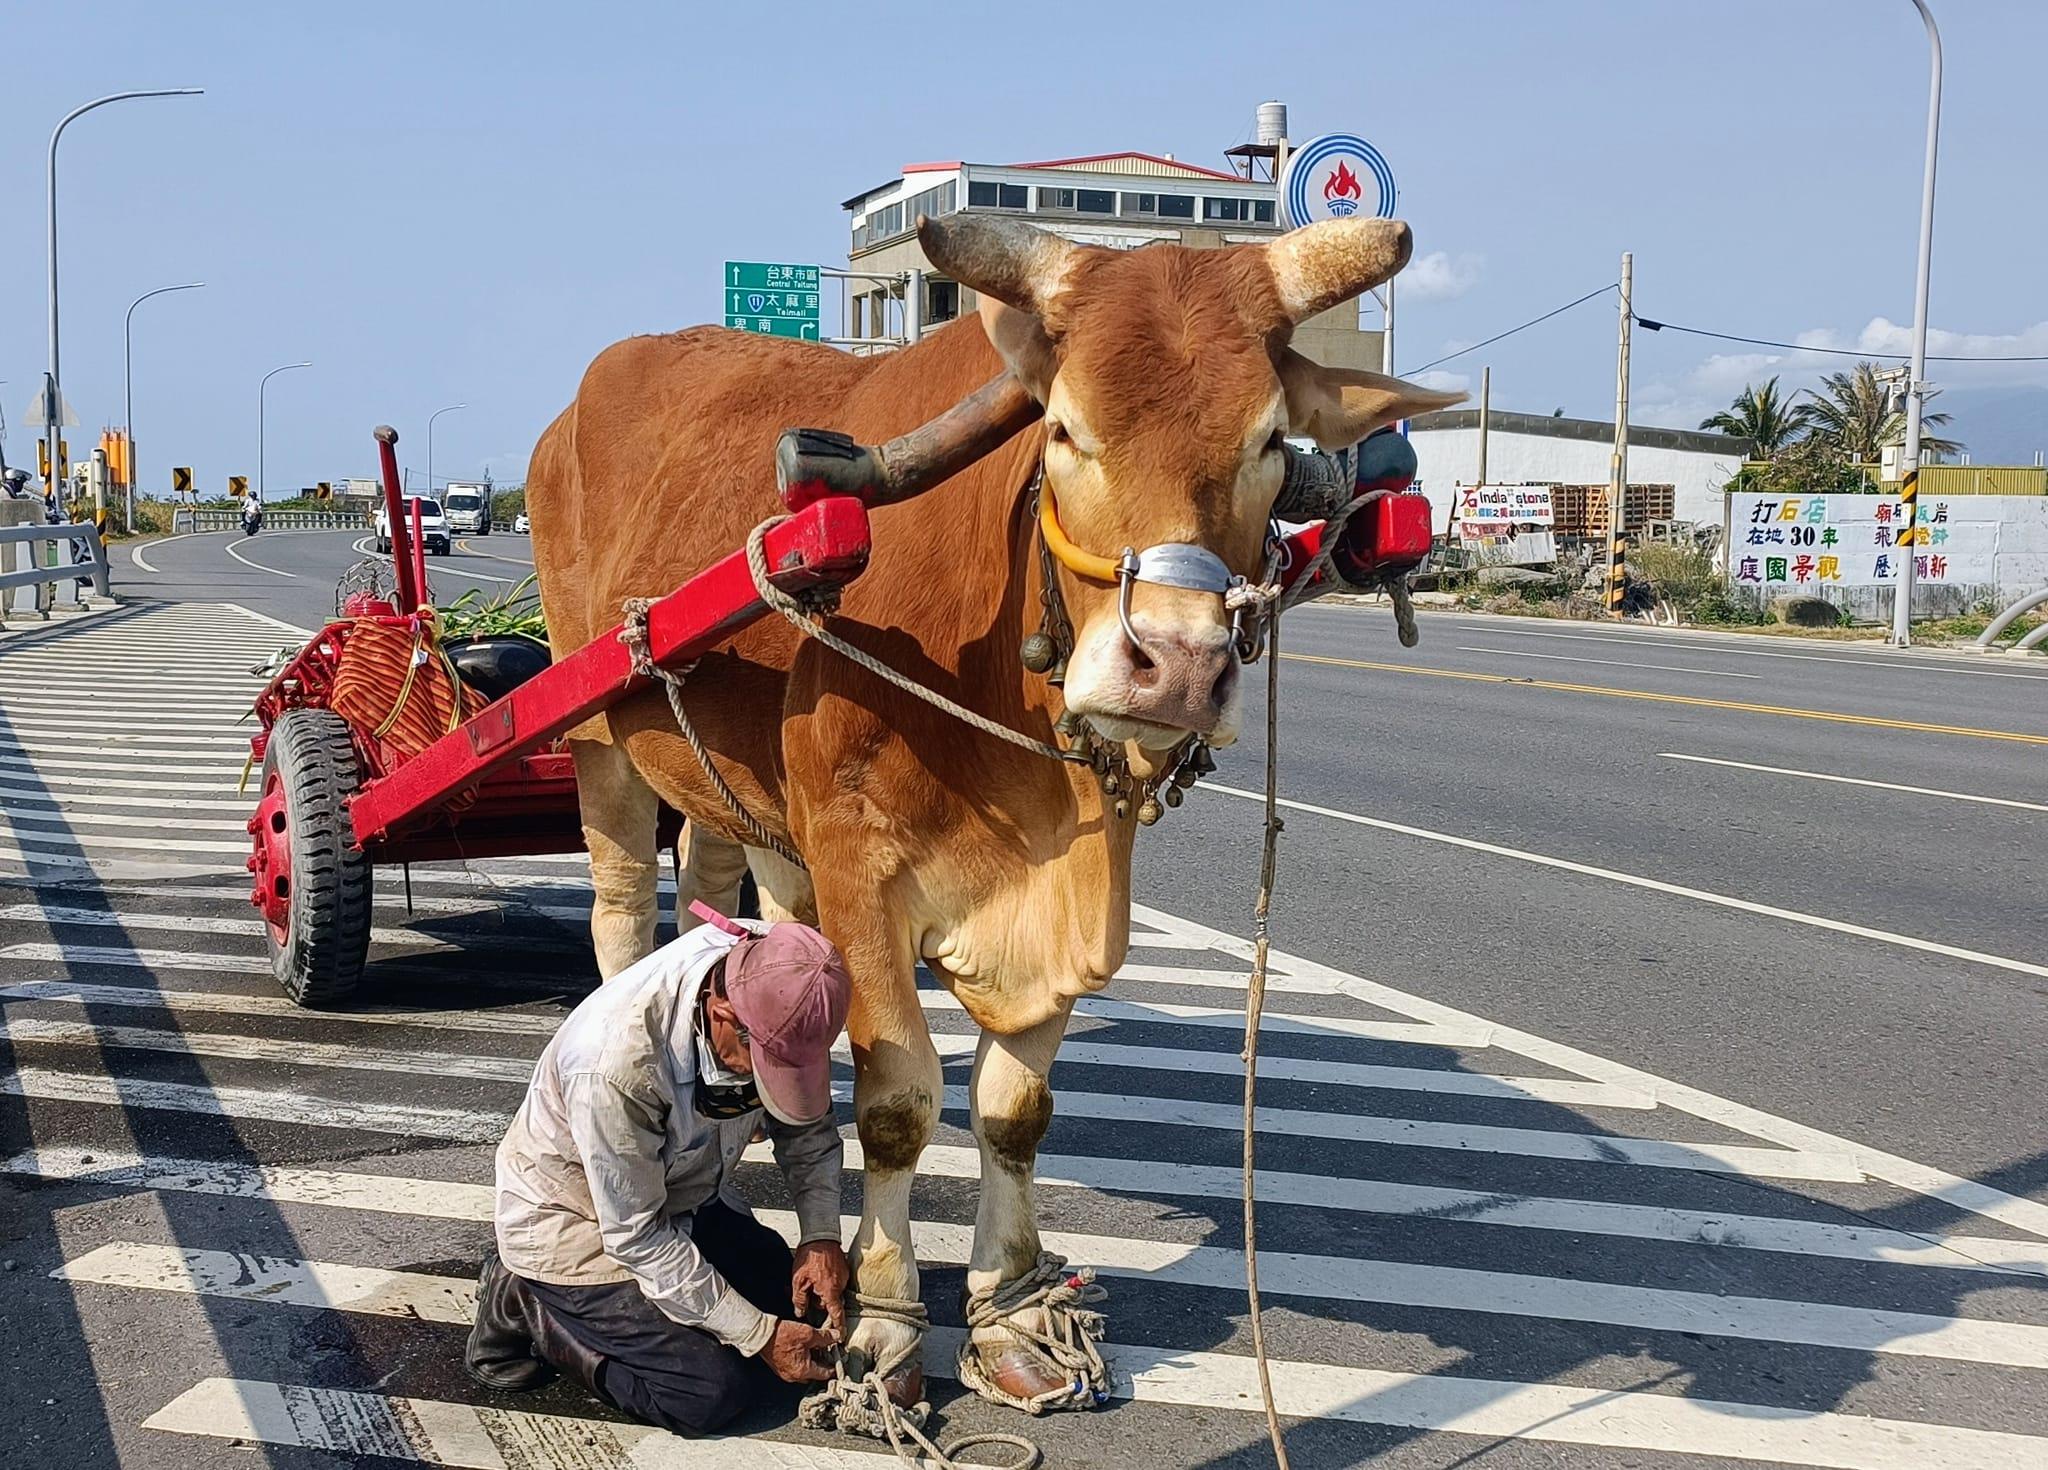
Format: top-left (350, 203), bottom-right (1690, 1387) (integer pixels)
top-left (1256, 101), bottom-right (1289, 147)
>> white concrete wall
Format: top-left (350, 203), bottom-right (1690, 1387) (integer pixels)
top-left (1409, 427), bottom-right (1745, 530)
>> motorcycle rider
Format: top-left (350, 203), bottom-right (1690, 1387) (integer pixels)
top-left (242, 494), bottom-right (263, 535)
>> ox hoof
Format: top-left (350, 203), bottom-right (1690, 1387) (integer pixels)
top-left (961, 1335), bottom-right (1104, 1412)
top-left (845, 1315), bottom-right (926, 1410)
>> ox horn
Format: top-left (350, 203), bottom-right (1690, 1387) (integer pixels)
top-left (1266, 218), bottom-right (1414, 325)
top-left (918, 213), bottom-right (1078, 316)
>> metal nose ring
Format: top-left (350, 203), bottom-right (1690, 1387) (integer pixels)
top-left (1114, 543), bottom-right (1238, 656)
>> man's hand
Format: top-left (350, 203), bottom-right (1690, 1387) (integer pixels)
top-left (791, 1240), bottom-right (850, 1338)
top-left (760, 1319), bottom-right (836, 1384)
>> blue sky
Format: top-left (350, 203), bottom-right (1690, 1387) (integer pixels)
top-left (6, 0), bottom-right (2046, 496)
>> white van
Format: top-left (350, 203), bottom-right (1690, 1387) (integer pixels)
top-left (375, 497), bottom-right (451, 556)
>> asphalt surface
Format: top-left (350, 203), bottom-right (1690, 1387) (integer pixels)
top-left (2, 531), bottom-right (2045, 1470)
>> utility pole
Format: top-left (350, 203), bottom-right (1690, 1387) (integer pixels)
top-left (1890, 0), bottom-right (1943, 648)
top-left (1475, 365), bottom-right (1491, 488)
top-left (1605, 252), bottom-right (1633, 615)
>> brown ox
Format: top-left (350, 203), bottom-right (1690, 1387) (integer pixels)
top-left (528, 214), bottom-right (1458, 1405)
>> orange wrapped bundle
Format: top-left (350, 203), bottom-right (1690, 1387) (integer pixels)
top-left (330, 615), bottom-right (472, 763)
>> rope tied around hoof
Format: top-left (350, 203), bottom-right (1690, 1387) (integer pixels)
top-left (958, 1253), bottom-right (1111, 1415)
top-left (799, 1292), bottom-right (1041, 1470)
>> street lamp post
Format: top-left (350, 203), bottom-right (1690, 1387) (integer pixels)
top-left (427, 403), bottom-right (466, 507)
top-left (45, 88), bottom-right (204, 500)
top-left (1890, 0), bottom-right (1942, 648)
top-left (257, 362), bottom-right (313, 506)
top-left (123, 282), bottom-right (204, 532)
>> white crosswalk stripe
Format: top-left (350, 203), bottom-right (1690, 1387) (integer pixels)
top-left (7, 601), bottom-right (2048, 1468)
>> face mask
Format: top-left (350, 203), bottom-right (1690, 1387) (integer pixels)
top-left (694, 1031), bottom-right (761, 1120)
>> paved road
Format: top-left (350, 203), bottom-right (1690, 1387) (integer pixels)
top-left (2, 546), bottom-right (2045, 1470)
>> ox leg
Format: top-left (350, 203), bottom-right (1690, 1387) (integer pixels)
top-left (962, 1010), bottom-right (1097, 1408)
top-left (674, 821), bottom-right (748, 929)
top-left (744, 844), bottom-right (818, 925)
top-left (568, 738), bottom-right (660, 980)
top-left (842, 928), bottom-right (941, 1405)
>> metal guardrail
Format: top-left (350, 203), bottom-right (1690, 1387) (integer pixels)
top-left (0, 521), bottom-right (112, 617)
top-left (1974, 586), bottom-right (2048, 654)
top-left (172, 509), bottom-right (370, 533)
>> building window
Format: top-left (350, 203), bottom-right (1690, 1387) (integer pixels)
top-left (1039, 186), bottom-right (1075, 211)
top-left (1252, 199), bottom-right (1275, 224)
top-left (900, 180), bottom-right (955, 231)
top-left (1203, 197), bottom-right (1244, 221)
top-left (866, 202), bottom-right (903, 241)
top-left (1154, 192), bottom-right (1194, 219)
top-left (970, 181), bottom-right (1028, 210)
top-left (1077, 188), bottom-right (1114, 214)
top-left (926, 279), bottom-right (959, 325)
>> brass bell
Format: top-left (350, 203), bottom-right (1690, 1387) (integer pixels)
top-left (1114, 797), bottom-right (1131, 820)
top-left (1189, 743), bottom-right (1217, 775)
top-left (1161, 784), bottom-right (1183, 809)
top-left (1136, 796), bottom-right (1162, 825)
top-left (1174, 765), bottom-right (1199, 789)
top-left (1020, 632), bottom-right (1059, 674)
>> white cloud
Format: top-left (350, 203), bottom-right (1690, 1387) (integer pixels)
top-left (1401, 251), bottom-right (1484, 302)
top-left (1411, 370), bottom-right (1470, 396)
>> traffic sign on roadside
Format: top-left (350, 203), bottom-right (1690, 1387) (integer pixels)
top-left (315, 482), bottom-right (332, 501)
top-left (228, 475), bottom-right (248, 498)
top-left (172, 466), bottom-right (192, 496)
top-left (724, 261), bottom-right (821, 340)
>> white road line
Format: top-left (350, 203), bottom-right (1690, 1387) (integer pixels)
top-left (0, 1067), bottom-right (501, 1140)
top-left (927, 989), bottom-right (1493, 1048)
top-left (126, 535), bottom-right (191, 573)
top-left (0, 828), bottom-right (250, 856)
top-left (145, 1372), bottom-right (2048, 1470)
top-left (1202, 783), bottom-right (2048, 984)
top-left (222, 601), bottom-right (315, 638)
top-left (454, 539), bottom-right (537, 566)
top-left (0, 724), bottom-right (249, 745)
top-left (0, 905), bottom-right (584, 955)
top-left (1147, 902), bottom-right (2048, 1240)
top-left (66, 1233), bottom-right (2048, 1372)
top-left (1465, 621), bottom-right (2048, 681)
top-left (0, 761), bottom-right (244, 790)
top-left (1455, 643), bottom-right (1762, 678)
top-left (1659, 752), bottom-right (2048, 812)
top-left (0, 784), bottom-right (251, 812)
top-left (0, 943), bottom-right (268, 972)
top-left (0, 979), bottom-right (1642, 1109)
top-left (0, 1013), bottom-right (1842, 1178)
top-left (0, 808), bottom-right (244, 834)
top-left (220, 537), bottom-right (300, 579)
top-left (0, 1017), bottom-right (538, 1083)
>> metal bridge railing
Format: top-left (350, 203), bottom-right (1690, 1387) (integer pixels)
top-left (0, 521), bottom-right (112, 619)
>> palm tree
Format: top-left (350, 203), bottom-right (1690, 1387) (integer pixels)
top-left (1799, 361), bottom-right (1961, 462)
top-left (1699, 377), bottom-right (1811, 458)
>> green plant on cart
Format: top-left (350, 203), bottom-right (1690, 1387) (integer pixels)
top-left (439, 573), bottom-right (548, 643)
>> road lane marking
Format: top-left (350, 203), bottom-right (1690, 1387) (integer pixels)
top-left (221, 536), bottom-right (298, 579)
top-left (1282, 652), bottom-right (2048, 744)
top-left (1659, 753), bottom-right (2048, 812)
top-left (0, 784), bottom-right (249, 812)
top-left (0, 979), bottom-right (1647, 1110)
top-left (70, 1235), bottom-right (2048, 1371)
top-left (453, 538), bottom-right (535, 566)
top-left (0, 1011), bottom-right (1847, 1178)
top-left (0, 905), bottom-right (585, 955)
top-left (0, 1066), bottom-right (503, 1140)
top-left (22, 1139), bottom-right (2038, 1279)
top-left (143, 1372), bottom-right (2048, 1470)
top-left (1456, 643), bottom-right (1761, 678)
top-left (1202, 783), bottom-right (2048, 986)
top-left (1459, 620), bottom-right (2048, 680)
top-left (0, 808), bottom-right (243, 834)
top-left (0, 829), bottom-right (250, 856)
top-left (222, 601), bottom-right (315, 638)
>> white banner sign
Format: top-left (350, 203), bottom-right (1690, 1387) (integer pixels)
top-left (1728, 493), bottom-right (1997, 587)
top-left (1458, 484), bottom-right (1554, 537)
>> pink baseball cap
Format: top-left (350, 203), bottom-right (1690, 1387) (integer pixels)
top-left (724, 923), bottom-right (852, 1125)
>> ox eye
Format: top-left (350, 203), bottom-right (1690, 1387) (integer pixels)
top-left (1264, 430), bottom-right (1288, 455)
top-left (1047, 421), bottom-right (1072, 447)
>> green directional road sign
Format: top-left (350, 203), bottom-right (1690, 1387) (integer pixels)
top-left (725, 261), bottom-right (821, 340)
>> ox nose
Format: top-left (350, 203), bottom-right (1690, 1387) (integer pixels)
top-left (1112, 618), bottom-right (1238, 734)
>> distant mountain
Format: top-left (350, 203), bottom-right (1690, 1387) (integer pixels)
top-left (1934, 385), bottom-right (2048, 465)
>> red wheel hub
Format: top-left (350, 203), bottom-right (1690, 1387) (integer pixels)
top-left (247, 770), bottom-right (292, 939)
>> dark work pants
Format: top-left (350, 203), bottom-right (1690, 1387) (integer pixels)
top-left (515, 1201), bottom-right (795, 1436)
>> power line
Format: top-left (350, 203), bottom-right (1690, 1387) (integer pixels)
top-left (1403, 284), bottom-right (1617, 376)
top-left (1632, 316), bottom-right (2048, 363)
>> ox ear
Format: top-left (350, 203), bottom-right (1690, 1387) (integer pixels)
top-left (1266, 218), bottom-right (1412, 325)
top-left (978, 295), bottom-right (1060, 403)
top-left (1278, 348), bottom-right (1466, 449)
top-left (920, 213), bottom-right (1078, 316)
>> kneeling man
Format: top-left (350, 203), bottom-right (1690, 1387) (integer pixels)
top-left (468, 908), bottom-right (851, 1434)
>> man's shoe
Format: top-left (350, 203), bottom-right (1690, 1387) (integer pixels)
top-left (466, 1251), bottom-right (552, 1392)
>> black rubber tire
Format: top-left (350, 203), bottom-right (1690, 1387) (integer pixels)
top-left (262, 709), bottom-right (373, 1007)
top-left (376, 536), bottom-right (391, 555)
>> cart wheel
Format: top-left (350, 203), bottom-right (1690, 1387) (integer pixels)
top-left (248, 709), bottom-right (372, 1006)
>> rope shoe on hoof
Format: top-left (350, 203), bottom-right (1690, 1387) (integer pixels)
top-left (958, 1255), bottom-right (1111, 1414)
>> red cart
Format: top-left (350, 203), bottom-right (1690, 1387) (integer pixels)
top-left (242, 399), bottom-right (1429, 1008)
